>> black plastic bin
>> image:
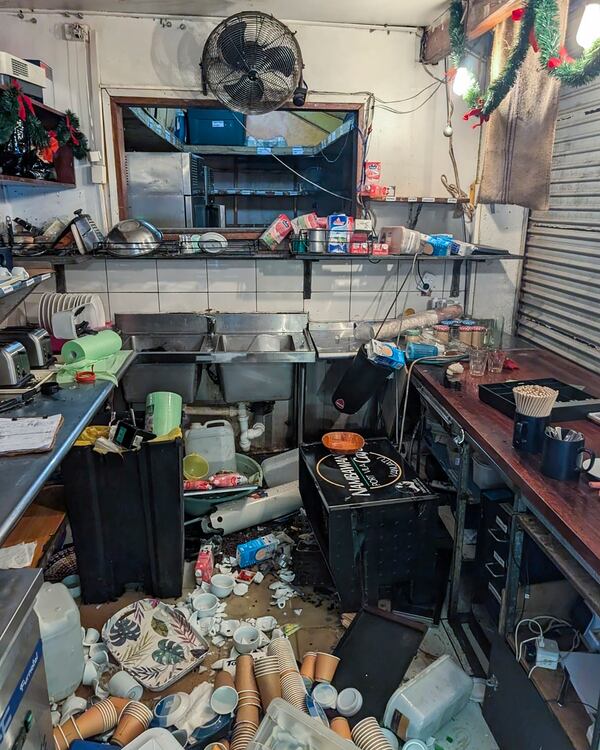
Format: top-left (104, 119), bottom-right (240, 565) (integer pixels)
top-left (62, 436), bottom-right (184, 603)
top-left (332, 345), bottom-right (394, 414)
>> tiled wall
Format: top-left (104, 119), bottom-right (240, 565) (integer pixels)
top-left (20, 257), bottom-right (470, 325)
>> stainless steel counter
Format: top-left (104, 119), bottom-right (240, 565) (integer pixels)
top-left (0, 351), bottom-right (134, 544)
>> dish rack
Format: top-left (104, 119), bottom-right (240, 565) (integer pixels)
top-left (11, 238), bottom-right (262, 258)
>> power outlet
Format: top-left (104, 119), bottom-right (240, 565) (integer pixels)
top-left (535, 637), bottom-right (559, 670)
top-left (417, 272), bottom-right (437, 295)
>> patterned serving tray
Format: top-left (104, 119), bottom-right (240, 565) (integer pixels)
top-left (102, 598), bottom-right (208, 691)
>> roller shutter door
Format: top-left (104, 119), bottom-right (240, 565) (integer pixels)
top-left (517, 77), bottom-right (600, 373)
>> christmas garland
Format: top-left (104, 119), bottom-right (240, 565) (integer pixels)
top-left (0, 81), bottom-right (89, 161)
top-left (450, 0), bottom-right (600, 126)
top-left (56, 110), bottom-right (89, 160)
top-left (0, 81), bottom-right (48, 148)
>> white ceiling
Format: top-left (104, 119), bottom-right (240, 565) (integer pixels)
top-left (0, 0), bottom-right (448, 26)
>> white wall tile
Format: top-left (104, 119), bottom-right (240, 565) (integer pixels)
top-left (350, 291), bottom-right (397, 322)
top-left (256, 260), bottom-right (303, 292)
top-left (257, 292), bottom-right (304, 313)
top-left (107, 260), bottom-right (158, 292)
top-left (398, 291), bottom-right (433, 316)
top-left (109, 292), bottom-right (159, 316)
top-left (158, 260), bottom-right (207, 292)
top-left (351, 261), bottom-right (397, 293)
top-left (207, 260), bottom-right (256, 292)
top-left (304, 292), bottom-right (350, 322)
top-left (159, 292), bottom-right (209, 312)
top-left (65, 259), bottom-right (108, 292)
top-left (209, 292), bottom-right (257, 313)
top-left (310, 261), bottom-right (352, 292)
top-left (409, 260), bottom-right (446, 292)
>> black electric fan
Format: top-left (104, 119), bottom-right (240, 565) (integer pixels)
top-left (201, 12), bottom-right (304, 115)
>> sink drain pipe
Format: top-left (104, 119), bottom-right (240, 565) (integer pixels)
top-left (238, 402), bottom-right (265, 451)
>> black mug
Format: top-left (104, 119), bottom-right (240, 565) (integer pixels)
top-left (513, 413), bottom-right (549, 455)
top-left (541, 434), bottom-right (596, 481)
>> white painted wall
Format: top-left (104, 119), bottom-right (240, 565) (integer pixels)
top-left (0, 10), bottom-right (523, 325)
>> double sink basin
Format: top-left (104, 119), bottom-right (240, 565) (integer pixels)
top-left (127, 331), bottom-right (313, 363)
top-left (118, 313), bottom-right (315, 403)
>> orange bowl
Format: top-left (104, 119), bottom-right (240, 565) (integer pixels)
top-left (322, 431), bottom-right (365, 455)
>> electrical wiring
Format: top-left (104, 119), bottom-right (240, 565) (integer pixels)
top-left (515, 616), bottom-right (582, 668)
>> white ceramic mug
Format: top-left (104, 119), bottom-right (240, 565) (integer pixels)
top-left (107, 670), bottom-right (144, 701)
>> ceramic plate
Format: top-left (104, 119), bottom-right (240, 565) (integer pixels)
top-left (102, 599), bottom-right (209, 691)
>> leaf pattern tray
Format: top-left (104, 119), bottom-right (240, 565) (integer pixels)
top-left (102, 599), bottom-right (209, 691)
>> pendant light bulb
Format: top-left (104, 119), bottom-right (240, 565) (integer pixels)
top-left (452, 66), bottom-right (475, 97)
top-left (576, 3), bottom-right (600, 49)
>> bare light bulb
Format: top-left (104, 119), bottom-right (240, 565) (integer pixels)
top-left (577, 3), bottom-right (600, 48)
top-left (452, 66), bottom-right (475, 97)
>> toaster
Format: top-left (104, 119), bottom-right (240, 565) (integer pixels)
top-left (0, 327), bottom-right (52, 368)
top-left (0, 342), bottom-right (31, 387)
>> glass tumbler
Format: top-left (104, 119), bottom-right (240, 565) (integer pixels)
top-left (469, 348), bottom-right (488, 377)
top-left (488, 349), bottom-right (506, 374)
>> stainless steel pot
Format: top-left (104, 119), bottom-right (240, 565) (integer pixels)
top-left (105, 219), bottom-right (163, 257)
top-left (308, 229), bottom-right (327, 254)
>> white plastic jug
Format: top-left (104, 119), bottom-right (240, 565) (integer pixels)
top-left (34, 582), bottom-right (85, 701)
top-left (185, 420), bottom-right (236, 476)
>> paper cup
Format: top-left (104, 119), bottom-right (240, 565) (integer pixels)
top-left (107, 697), bottom-right (131, 718)
top-left (235, 655), bottom-right (258, 693)
top-left (299, 652), bottom-right (316, 681)
top-left (331, 717), bottom-right (352, 740)
top-left (77, 700), bottom-right (119, 736)
top-left (314, 652), bottom-right (340, 683)
top-left (235, 705), bottom-right (260, 724)
top-left (214, 671), bottom-right (235, 690)
top-left (110, 702), bottom-right (152, 747)
top-left (256, 672), bottom-right (281, 709)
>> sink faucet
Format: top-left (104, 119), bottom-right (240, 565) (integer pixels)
top-left (204, 314), bottom-right (216, 337)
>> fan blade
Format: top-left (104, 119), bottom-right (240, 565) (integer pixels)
top-left (224, 76), bottom-right (265, 105)
top-left (254, 45), bottom-right (296, 77)
top-left (218, 21), bottom-right (248, 70)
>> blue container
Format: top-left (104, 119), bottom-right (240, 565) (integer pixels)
top-left (187, 109), bottom-right (246, 146)
top-left (406, 342), bottom-right (440, 360)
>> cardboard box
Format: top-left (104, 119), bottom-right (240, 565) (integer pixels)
top-left (236, 533), bottom-right (279, 568)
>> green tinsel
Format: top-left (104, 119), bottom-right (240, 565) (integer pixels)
top-left (0, 88), bottom-right (19, 143)
top-left (449, 0), bottom-right (466, 68)
top-left (534, 0), bottom-right (560, 67)
top-left (449, 0), bottom-right (600, 121)
top-left (464, 81), bottom-right (482, 109)
top-left (481, 0), bottom-right (537, 116)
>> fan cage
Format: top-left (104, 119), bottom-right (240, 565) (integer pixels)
top-left (202, 11), bottom-right (303, 115)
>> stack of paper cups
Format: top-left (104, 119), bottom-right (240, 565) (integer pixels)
top-left (351, 717), bottom-right (394, 750)
top-left (254, 657), bottom-right (281, 709)
top-left (53, 699), bottom-right (119, 750)
top-left (110, 701), bottom-right (153, 747)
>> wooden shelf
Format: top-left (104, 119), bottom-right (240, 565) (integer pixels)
top-left (0, 174), bottom-right (75, 189)
top-left (507, 635), bottom-right (591, 750)
top-left (0, 85), bottom-right (76, 188)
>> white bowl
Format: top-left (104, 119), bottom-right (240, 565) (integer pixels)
top-left (210, 574), bottom-right (235, 598)
top-left (336, 687), bottom-right (363, 717)
top-left (233, 624), bottom-right (260, 654)
top-left (192, 592), bottom-right (219, 617)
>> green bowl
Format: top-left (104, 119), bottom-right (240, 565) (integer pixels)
top-left (184, 453), bottom-right (263, 517)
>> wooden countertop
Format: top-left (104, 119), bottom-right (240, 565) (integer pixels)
top-left (414, 349), bottom-right (600, 574)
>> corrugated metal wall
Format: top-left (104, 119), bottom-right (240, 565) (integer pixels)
top-left (517, 0), bottom-right (600, 372)
top-left (517, 18), bottom-right (600, 373)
